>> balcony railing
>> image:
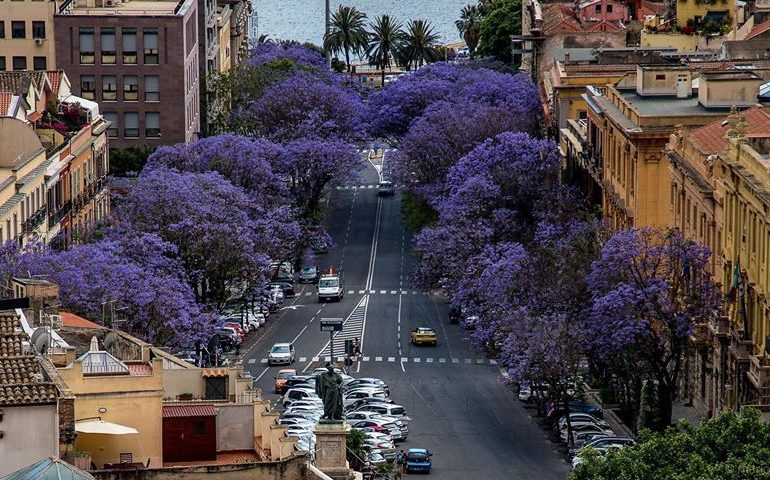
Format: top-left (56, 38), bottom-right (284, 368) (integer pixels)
top-left (22, 207), bottom-right (47, 234)
top-left (48, 200), bottom-right (72, 229)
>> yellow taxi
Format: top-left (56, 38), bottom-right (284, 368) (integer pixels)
top-left (411, 327), bottom-right (437, 346)
top-left (274, 368), bottom-right (296, 393)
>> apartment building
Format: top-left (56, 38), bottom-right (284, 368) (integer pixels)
top-left (0, 0), bottom-right (62, 72)
top-left (54, 0), bottom-right (200, 149)
top-left (0, 70), bottom-right (109, 245)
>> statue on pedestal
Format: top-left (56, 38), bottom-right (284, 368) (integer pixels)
top-left (315, 362), bottom-right (343, 421)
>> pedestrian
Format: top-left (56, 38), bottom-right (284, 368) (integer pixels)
top-left (397, 449), bottom-right (406, 474)
top-left (354, 337), bottom-right (361, 356)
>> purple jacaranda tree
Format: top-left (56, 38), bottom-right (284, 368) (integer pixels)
top-left (120, 167), bottom-right (281, 306)
top-left (249, 41), bottom-right (329, 71)
top-left (145, 134), bottom-right (288, 207)
top-left (0, 236), bottom-right (212, 346)
top-left (393, 99), bottom-right (538, 201)
top-left (367, 62), bottom-right (539, 138)
top-left (280, 139), bottom-right (362, 221)
top-left (587, 227), bottom-right (721, 430)
top-left (243, 70), bottom-right (364, 142)
top-left (413, 131), bottom-right (560, 287)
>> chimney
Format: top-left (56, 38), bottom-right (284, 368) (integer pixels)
top-left (564, 51), bottom-right (571, 63)
top-left (89, 336), bottom-right (100, 352)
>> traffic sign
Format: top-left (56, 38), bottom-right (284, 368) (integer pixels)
top-left (320, 318), bottom-right (343, 332)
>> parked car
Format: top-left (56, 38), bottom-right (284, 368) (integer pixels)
top-left (217, 327), bottom-right (241, 346)
top-left (570, 436), bottom-right (635, 457)
top-left (281, 388), bottom-right (319, 407)
top-left (346, 397), bottom-right (396, 411)
top-left (268, 343), bottom-right (296, 366)
top-left (344, 388), bottom-right (388, 408)
top-left (299, 266), bottom-right (319, 283)
top-left (558, 413), bottom-right (609, 431)
top-left (345, 378), bottom-right (390, 396)
top-left (274, 368), bottom-right (297, 394)
top-left (560, 422), bottom-right (614, 443)
top-left (271, 271), bottom-right (295, 285)
top-left (354, 403), bottom-right (409, 420)
top-left (572, 443), bottom-right (632, 469)
top-left (405, 448), bottom-right (433, 474)
top-left (270, 282), bottom-right (295, 298)
top-left (222, 322), bottom-right (246, 339)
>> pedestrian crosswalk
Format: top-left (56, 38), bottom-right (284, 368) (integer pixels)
top-left (334, 183), bottom-right (401, 191)
top-left (247, 356), bottom-right (498, 366)
top-left (318, 297), bottom-right (366, 356)
top-left (299, 290), bottom-right (429, 297)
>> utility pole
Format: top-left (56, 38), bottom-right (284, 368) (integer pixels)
top-left (325, 0), bottom-right (331, 68)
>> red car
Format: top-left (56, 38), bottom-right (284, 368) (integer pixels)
top-left (222, 322), bottom-right (246, 340)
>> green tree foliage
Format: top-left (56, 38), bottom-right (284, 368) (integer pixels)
top-left (477, 0), bottom-right (522, 63)
top-left (398, 19), bottom-right (442, 69)
top-left (456, 4), bottom-right (484, 55)
top-left (366, 14), bottom-right (405, 86)
top-left (572, 409), bottom-right (770, 480)
top-left (346, 429), bottom-right (367, 471)
top-left (109, 146), bottom-right (155, 176)
top-left (323, 5), bottom-right (369, 73)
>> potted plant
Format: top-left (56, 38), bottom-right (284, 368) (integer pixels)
top-left (72, 451), bottom-right (92, 470)
top-left (177, 392), bottom-right (193, 401)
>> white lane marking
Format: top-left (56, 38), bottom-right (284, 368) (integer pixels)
top-left (401, 357), bottom-right (408, 362)
top-left (307, 296), bottom-right (368, 370)
top-left (439, 358), bottom-right (446, 363)
top-left (452, 358), bottom-right (459, 364)
top-left (364, 195), bottom-right (383, 291)
top-left (324, 356), bottom-right (331, 361)
top-left (426, 358), bottom-right (433, 363)
top-left (375, 356), bottom-right (382, 361)
top-left (305, 292), bottom-right (312, 296)
top-left (379, 290), bottom-right (386, 294)
top-left (358, 290), bottom-right (365, 294)
top-left (299, 357), bottom-right (307, 362)
top-left (388, 357), bottom-right (395, 362)
top-left (490, 359), bottom-right (498, 365)
top-left (260, 359), bottom-right (268, 364)
top-left (254, 367), bottom-right (270, 382)
top-left (312, 357), bottom-right (319, 362)
top-left (400, 361), bottom-right (406, 373)
top-left (348, 290), bottom-right (354, 295)
top-left (413, 358), bottom-right (421, 363)
top-left (412, 290), bottom-right (419, 295)
top-left (464, 358), bottom-right (472, 364)
top-left (363, 356), bottom-right (371, 361)
top-left (316, 308), bottom-right (322, 314)
top-left (291, 325), bottom-right (308, 344)
top-left (248, 358), bottom-right (256, 364)
top-left (390, 290), bottom-right (397, 295)
top-left (477, 359), bottom-right (485, 364)
top-left (401, 290), bottom-right (408, 295)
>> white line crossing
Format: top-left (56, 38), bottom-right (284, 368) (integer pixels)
top-left (388, 357), bottom-right (395, 362)
top-left (375, 356), bottom-right (382, 361)
top-left (248, 358), bottom-right (256, 364)
top-left (299, 357), bottom-right (307, 362)
top-left (316, 296), bottom-right (368, 357)
top-left (260, 359), bottom-right (268, 364)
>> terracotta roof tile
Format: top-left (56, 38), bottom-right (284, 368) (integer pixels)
top-left (126, 362), bottom-right (153, 376)
top-left (46, 71), bottom-right (62, 94)
top-left (60, 311), bottom-right (104, 329)
top-left (747, 19), bottom-right (770, 41)
top-left (640, 0), bottom-right (666, 17)
top-left (0, 92), bottom-right (12, 115)
top-left (0, 312), bottom-right (60, 406)
top-left (163, 404), bottom-right (217, 418)
top-left (688, 107), bottom-right (770, 154)
top-left (563, 64), bottom-right (638, 75)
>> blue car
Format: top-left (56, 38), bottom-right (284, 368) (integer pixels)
top-left (405, 448), bottom-right (433, 474)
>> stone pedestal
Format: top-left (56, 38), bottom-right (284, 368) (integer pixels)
top-left (314, 421), bottom-right (351, 480)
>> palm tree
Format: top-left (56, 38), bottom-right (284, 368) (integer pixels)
top-left (323, 6), bottom-right (369, 74)
top-left (399, 19), bottom-right (442, 70)
top-left (366, 14), bottom-right (404, 87)
top-left (455, 4), bottom-right (483, 55)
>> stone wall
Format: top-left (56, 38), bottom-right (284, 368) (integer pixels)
top-left (91, 455), bottom-right (308, 480)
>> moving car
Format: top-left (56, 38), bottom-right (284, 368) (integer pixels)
top-left (377, 180), bottom-right (395, 196)
top-left (299, 266), bottom-right (319, 283)
top-left (411, 327), bottom-right (437, 346)
top-left (318, 269), bottom-right (343, 302)
top-left (268, 343), bottom-right (296, 366)
top-left (405, 448), bottom-right (433, 474)
top-left (274, 368), bottom-right (297, 394)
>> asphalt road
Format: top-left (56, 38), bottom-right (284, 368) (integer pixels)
top-left (241, 159), bottom-right (570, 479)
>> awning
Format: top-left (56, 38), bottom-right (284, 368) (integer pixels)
top-left (75, 419), bottom-right (139, 435)
top-left (201, 368), bottom-right (228, 378)
top-left (704, 10), bottom-right (728, 23)
top-left (163, 404), bottom-right (217, 418)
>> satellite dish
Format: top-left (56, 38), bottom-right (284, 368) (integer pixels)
top-left (30, 328), bottom-right (50, 354)
top-left (103, 331), bottom-right (119, 352)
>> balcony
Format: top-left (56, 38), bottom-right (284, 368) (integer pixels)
top-left (748, 355), bottom-right (770, 405)
top-left (48, 201), bottom-right (72, 229)
top-left (708, 316), bottom-right (730, 338)
top-left (22, 207), bottom-right (47, 234)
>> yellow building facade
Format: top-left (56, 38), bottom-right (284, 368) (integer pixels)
top-left (0, 0), bottom-right (61, 71)
top-left (675, 0), bottom-right (735, 27)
